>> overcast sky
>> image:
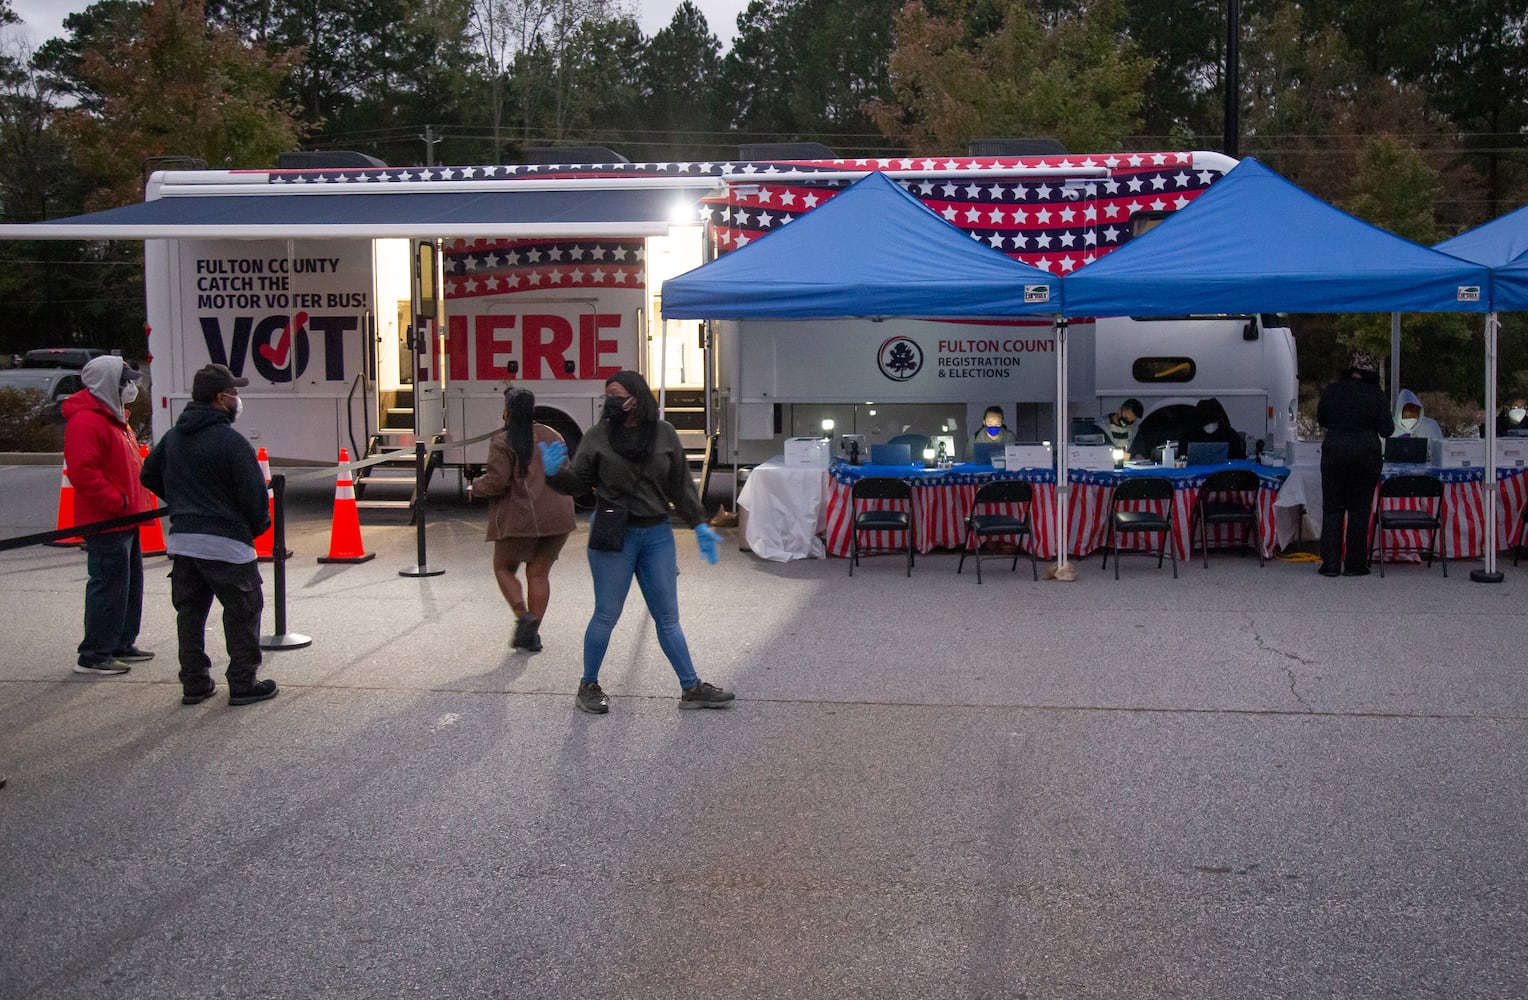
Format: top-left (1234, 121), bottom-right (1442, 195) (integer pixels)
top-left (6, 0), bottom-right (750, 52)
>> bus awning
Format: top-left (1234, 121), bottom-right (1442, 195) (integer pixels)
top-left (0, 186), bottom-right (713, 240)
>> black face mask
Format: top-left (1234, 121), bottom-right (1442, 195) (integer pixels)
top-left (602, 396), bottom-right (629, 424)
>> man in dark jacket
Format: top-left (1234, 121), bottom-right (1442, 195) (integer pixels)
top-left (63, 356), bottom-right (154, 675)
top-left (141, 363), bottom-right (277, 706)
top-left (1316, 352), bottom-right (1394, 577)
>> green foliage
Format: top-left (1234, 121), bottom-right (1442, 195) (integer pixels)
top-left (0, 387), bottom-right (63, 451)
top-left (719, 0), bottom-right (901, 156)
top-left (636, 1), bottom-right (723, 159)
top-left (867, 0), bottom-right (1151, 154)
top-left (54, 0), bottom-right (304, 209)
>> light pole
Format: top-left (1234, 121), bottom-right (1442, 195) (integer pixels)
top-left (1224, 0), bottom-right (1240, 158)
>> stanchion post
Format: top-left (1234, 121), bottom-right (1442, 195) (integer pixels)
top-left (260, 474), bottom-right (312, 650)
top-left (400, 441), bottom-right (445, 578)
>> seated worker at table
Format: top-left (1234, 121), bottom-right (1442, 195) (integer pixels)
top-left (972, 405), bottom-right (1016, 446)
top-left (1178, 398), bottom-right (1247, 460)
top-left (1391, 389), bottom-right (1443, 449)
top-left (1497, 396), bottom-right (1528, 436)
top-left (1101, 398), bottom-right (1143, 453)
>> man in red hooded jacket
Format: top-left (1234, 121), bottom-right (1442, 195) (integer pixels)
top-left (62, 355), bottom-right (155, 675)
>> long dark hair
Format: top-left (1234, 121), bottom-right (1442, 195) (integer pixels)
top-left (605, 370), bottom-right (659, 462)
top-left (504, 387), bottom-right (535, 476)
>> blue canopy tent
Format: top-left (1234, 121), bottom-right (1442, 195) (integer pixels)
top-left (1064, 157), bottom-right (1491, 316)
top-left (1064, 157), bottom-right (1502, 577)
top-left (660, 170), bottom-right (1078, 570)
top-left (1437, 202), bottom-right (1528, 310)
top-left (661, 170), bottom-right (1060, 318)
top-left (1437, 203), bottom-right (1528, 576)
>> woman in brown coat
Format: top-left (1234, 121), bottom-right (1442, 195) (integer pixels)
top-left (470, 388), bottom-right (576, 651)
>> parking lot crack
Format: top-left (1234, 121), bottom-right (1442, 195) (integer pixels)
top-left (1245, 615), bottom-right (1314, 712)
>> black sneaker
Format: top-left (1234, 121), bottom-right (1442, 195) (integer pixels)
top-left (74, 659), bottom-right (131, 676)
top-left (1317, 565), bottom-right (1341, 578)
top-left (113, 647), bottom-right (155, 663)
top-left (1343, 566), bottom-right (1371, 577)
top-left (228, 679), bottom-right (278, 706)
top-left (181, 680), bottom-right (217, 706)
top-left (679, 681), bottom-right (735, 710)
top-left (575, 681), bottom-right (609, 715)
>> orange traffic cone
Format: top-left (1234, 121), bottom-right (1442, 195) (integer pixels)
top-left (317, 448), bottom-right (374, 564)
top-left (44, 465), bottom-right (84, 547)
top-left (252, 446), bottom-right (282, 560)
top-left (137, 445), bottom-right (166, 556)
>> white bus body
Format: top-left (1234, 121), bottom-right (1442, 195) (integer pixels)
top-left (138, 151), bottom-right (1297, 473)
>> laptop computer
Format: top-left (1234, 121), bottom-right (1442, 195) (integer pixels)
top-left (971, 441), bottom-right (1004, 466)
top-left (1186, 441), bottom-right (1229, 466)
top-left (870, 443), bottom-right (913, 466)
top-left (1384, 437), bottom-right (1429, 464)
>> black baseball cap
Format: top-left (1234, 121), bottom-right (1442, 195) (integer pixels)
top-left (191, 363), bottom-right (249, 402)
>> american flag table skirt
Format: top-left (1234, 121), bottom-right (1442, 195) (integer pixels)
top-left (1366, 467), bottom-right (1528, 561)
top-left (823, 461), bottom-right (1286, 560)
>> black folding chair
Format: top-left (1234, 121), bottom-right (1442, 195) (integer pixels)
top-left (957, 480), bottom-right (1036, 583)
top-left (1101, 476), bottom-right (1177, 579)
top-left (1190, 468), bottom-right (1263, 568)
top-left (1370, 474), bottom-right (1447, 577)
top-left (848, 476), bottom-right (914, 577)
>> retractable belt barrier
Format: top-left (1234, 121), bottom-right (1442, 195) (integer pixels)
top-left (0, 427), bottom-right (502, 552)
top-left (2, 427), bottom-right (511, 657)
top-left (274, 427), bottom-right (502, 485)
top-left (0, 507), bottom-right (169, 553)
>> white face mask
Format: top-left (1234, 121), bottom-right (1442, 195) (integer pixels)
top-left (1509, 407), bottom-right (1526, 423)
top-left (228, 396), bottom-right (243, 423)
top-left (119, 382), bottom-right (138, 405)
top-left (1203, 422), bottom-right (1218, 434)
top-left (1398, 416), bottom-right (1418, 431)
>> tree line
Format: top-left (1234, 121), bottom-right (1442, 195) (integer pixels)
top-left (0, 0), bottom-right (1523, 399)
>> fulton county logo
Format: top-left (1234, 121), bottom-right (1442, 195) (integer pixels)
top-left (877, 336), bottom-right (924, 381)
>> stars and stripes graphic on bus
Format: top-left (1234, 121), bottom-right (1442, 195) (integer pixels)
top-left (706, 153), bottom-right (1226, 273)
top-left (441, 238), bottom-right (646, 299)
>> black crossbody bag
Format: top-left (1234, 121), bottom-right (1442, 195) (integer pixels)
top-left (587, 460), bottom-right (667, 552)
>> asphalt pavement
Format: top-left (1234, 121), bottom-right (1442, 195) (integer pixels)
top-left (1, 460), bottom-right (1525, 999)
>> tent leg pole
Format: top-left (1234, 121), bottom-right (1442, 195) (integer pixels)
top-left (1473, 312), bottom-right (1503, 583)
top-left (1055, 317), bottom-right (1069, 573)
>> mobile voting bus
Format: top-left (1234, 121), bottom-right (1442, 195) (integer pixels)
top-left (0, 149), bottom-right (1297, 473)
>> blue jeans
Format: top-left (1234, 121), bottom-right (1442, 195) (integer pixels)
top-left (78, 530), bottom-right (143, 666)
top-left (583, 522), bottom-right (698, 689)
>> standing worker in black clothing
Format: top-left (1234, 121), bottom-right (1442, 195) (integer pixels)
top-left (1316, 352), bottom-right (1393, 578)
top-left (141, 364), bottom-right (278, 706)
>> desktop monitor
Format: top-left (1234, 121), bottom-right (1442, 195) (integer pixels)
top-left (1384, 437), bottom-right (1429, 464)
top-left (1185, 441), bottom-right (1229, 466)
top-left (870, 443), bottom-right (913, 466)
top-left (1069, 417), bottom-right (1107, 446)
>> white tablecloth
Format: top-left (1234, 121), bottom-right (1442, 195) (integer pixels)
top-left (737, 457), bottom-right (828, 561)
top-left (1272, 463), bottom-right (1321, 547)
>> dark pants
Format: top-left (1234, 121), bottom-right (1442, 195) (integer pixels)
top-left (1320, 447), bottom-right (1381, 571)
top-left (170, 556), bottom-right (263, 687)
top-left (78, 530), bottom-right (144, 667)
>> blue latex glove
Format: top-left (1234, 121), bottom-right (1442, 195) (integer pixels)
top-left (695, 524), bottom-right (721, 564)
top-left (538, 440), bottom-right (567, 476)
